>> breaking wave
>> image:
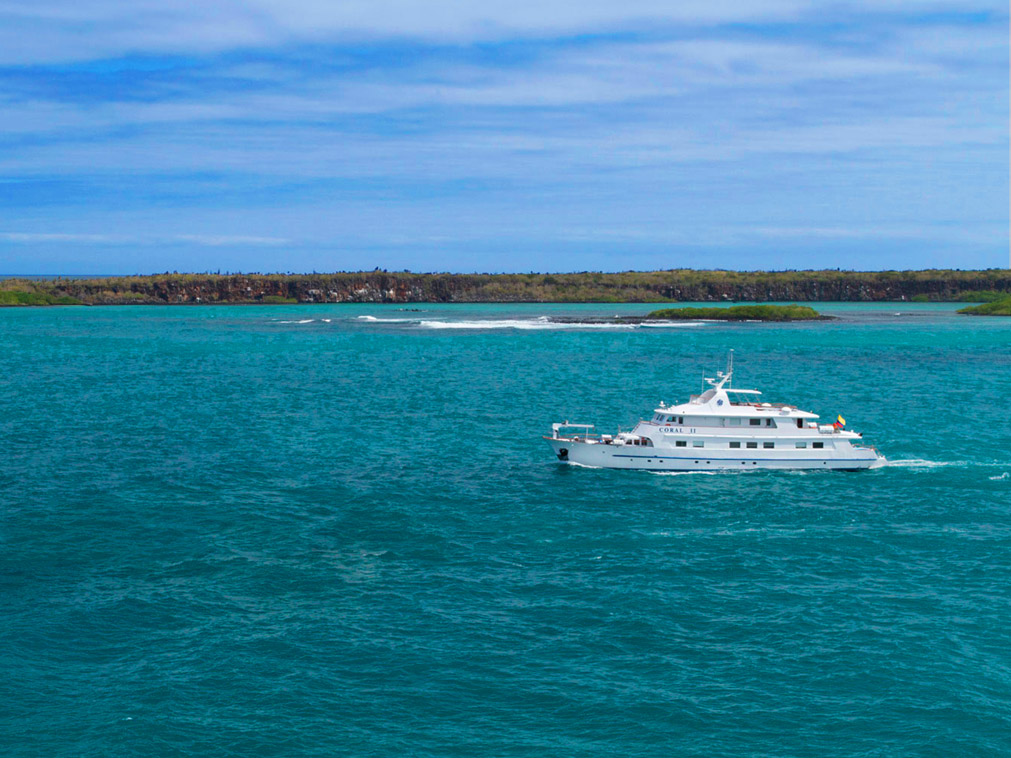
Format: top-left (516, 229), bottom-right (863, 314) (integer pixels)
top-left (356, 316), bottom-right (708, 330)
top-left (418, 318), bottom-right (633, 330)
top-left (355, 315), bottom-right (419, 323)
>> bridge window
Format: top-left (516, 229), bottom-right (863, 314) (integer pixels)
top-left (796, 419), bottom-right (803, 429)
top-left (729, 441), bottom-right (741, 449)
top-left (667, 415), bottom-right (676, 423)
top-left (766, 419), bottom-right (776, 427)
top-left (750, 419), bottom-right (761, 426)
top-left (746, 442), bottom-right (758, 449)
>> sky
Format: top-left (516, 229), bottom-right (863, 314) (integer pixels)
top-left (0, 1), bottom-right (1007, 274)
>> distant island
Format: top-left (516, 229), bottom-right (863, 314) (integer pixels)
top-left (2, 269), bottom-right (1010, 306)
top-left (957, 296), bottom-right (1011, 316)
top-left (644, 304), bottom-right (825, 321)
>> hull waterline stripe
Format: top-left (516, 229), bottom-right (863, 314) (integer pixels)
top-left (610, 454), bottom-right (878, 463)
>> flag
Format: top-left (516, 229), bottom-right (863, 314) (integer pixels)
top-left (833, 414), bottom-right (846, 429)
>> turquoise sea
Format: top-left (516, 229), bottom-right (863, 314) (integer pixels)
top-left (3, 302), bottom-right (1011, 756)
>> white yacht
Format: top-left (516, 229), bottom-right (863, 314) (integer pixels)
top-left (545, 356), bottom-right (884, 471)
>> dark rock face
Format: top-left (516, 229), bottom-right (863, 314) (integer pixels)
top-left (29, 269), bottom-right (1011, 305)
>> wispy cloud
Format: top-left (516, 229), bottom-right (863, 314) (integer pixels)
top-left (174, 234), bottom-right (289, 246)
top-left (0, 232), bottom-right (289, 246)
top-left (0, 232), bottom-right (128, 243)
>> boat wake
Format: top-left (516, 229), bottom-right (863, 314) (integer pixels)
top-left (884, 459), bottom-right (968, 469)
top-left (648, 470), bottom-right (720, 477)
top-left (990, 472), bottom-right (1010, 481)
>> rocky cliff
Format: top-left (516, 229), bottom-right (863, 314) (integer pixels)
top-left (12, 269), bottom-right (1011, 305)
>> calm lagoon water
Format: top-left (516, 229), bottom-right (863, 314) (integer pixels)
top-left (3, 303), bottom-right (1011, 756)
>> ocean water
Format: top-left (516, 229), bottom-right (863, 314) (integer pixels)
top-left (3, 302), bottom-right (1011, 757)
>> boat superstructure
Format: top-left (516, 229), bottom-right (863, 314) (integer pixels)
top-left (544, 355), bottom-right (884, 471)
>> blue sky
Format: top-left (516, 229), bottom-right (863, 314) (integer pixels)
top-left (0, 1), bottom-right (1007, 274)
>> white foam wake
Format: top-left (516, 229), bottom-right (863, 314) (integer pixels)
top-left (990, 472), bottom-right (1010, 481)
top-left (648, 470), bottom-right (719, 476)
top-left (884, 459), bottom-right (967, 469)
top-left (277, 319), bottom-right (315, 324)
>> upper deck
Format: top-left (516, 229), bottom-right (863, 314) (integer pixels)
top-left (655, 385), bottom-right (819, 421)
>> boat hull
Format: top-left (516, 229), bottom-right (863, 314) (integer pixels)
top-left (545, 437), bottom-right (883, 471)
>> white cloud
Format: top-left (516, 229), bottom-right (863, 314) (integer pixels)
top-left (0, 232), bottom-right (128, 243)
top-left (0, 0), bottom-right (1003, 64)
top-left (0, 232), bottom-right (289, 246)
top-left (174, 234), bottom-right (288, 246)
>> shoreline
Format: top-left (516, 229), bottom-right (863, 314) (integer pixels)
top-left (2, 269), bottom-right (1009, 307)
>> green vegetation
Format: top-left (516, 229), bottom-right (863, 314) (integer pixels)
top-left (3, 269), bottom-right (1011, 305)
top-left (0, 289), bottom-right (82, 306)
top-left (646, 304), bottom-right (825, 321)
top-left (910, 294), bottom-right (930, 302)
top-left (261, 295), bottom-right (298, 304)
top-left (955, 290), bottom-right (1008, 302)
top-left (957, 298), bottom-right (1011, 316)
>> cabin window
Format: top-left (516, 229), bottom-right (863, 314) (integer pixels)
top-left (763, 442), bottom-right (774, 449)
top-left (796, 419), bottom-right (803, 429)
top-left (813, 442), bottom-right (824, 449)
top-left (692, 440), bottom-right (704, 448)
top-left (679, 417), bottom-right (684, 424)
top-left (795, 442), bottom-right (807, 448)
top-left (746, 442), bottom-right (758, 449)
top-left (675, 440), bottom-right (686, 447)
top-left (643, 438), bottom-right (653, 447)
top-left (749, 419), bottom-right (761, 426)
top-left (667, 415), bottom-right (676, 423)
top-left (766, 419), bottom-right (775, 427)
top-left (729, 441), bottom-right (741, 449)
top-left (729, 418), bottom-right (741, 426)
